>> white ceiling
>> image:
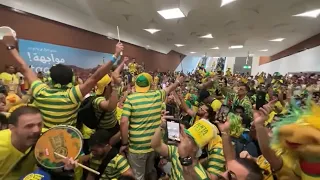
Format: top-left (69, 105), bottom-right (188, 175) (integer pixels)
top-left (2, 0), bottom-right (320, 57)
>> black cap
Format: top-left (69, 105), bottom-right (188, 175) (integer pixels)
top-left (199, 89), bottom-right (210, 102)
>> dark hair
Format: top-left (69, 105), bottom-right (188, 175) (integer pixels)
top-left (0, 113), bottom-right (8, 125)
top-left (8, 106), bottom-right (41, 125)
top-left (118, 176), bottom-right (135, 180)
top-left (88, 130), bottom-right (113, 147)
top-left (49, 64), bottom-right (73, 85)
top-left (237, 158), bottom-right (263, 180)
top-left (205, 104), bottom-right (216, 123)
top-left (239, 83), bottom-right (250, 92)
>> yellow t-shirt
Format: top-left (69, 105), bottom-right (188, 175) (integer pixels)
top-left (128, 63), bottom-right (137, 74)
top-left (0, 72), bottom-right (19, 93)
top-left (116, 106), bottom-right (123, 123)
top-left (256, 155), bottom-right (273, 180)
top-left (0, 129), bottom-right (37, 180)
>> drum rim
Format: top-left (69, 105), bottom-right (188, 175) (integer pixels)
top-left (35, 125), bottom-right (83, 170)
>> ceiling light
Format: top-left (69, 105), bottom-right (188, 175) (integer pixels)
top-left (269, 38), bottom-right (285, 42)
top-left (200, 34), bottom-right (214, 38)
top-left (249, 54), bottom-right (254, 56)
top-left (213, 57), bottom-right (220, 58)
top-left (157, 8), bottom-right (185, 20)
top-left (175, 44), bottom-right (185, 47)
top-left (229, 45), bottom-right (243, 49)
top-left (190, 52), bottom-right (196, 54)
top-left (143, 29), bottom-right (161, 34)
top-left (293, 9), bottom-right (320, 18)
top-left (260, 49), bottom-right (268, 52)
top-left (221, 0), bottom-right (237, 7)
top-left (210, 47), bottom-right (219, 50)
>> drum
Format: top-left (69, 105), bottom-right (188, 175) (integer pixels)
top-left (34, 125), bottom-right (83, 170)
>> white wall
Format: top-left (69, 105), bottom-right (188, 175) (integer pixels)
top-left (255, 46), bottom-right (320, 74)
top-left (225, 57), bottom-right (236, 74)
top-left (251, 57), bottom-right (260, 75)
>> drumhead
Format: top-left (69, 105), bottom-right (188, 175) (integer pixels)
top-left (34, 125), bottom-right (83, 170)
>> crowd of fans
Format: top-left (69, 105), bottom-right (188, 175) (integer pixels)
top-left (0, 35), bottom-right (319, 180)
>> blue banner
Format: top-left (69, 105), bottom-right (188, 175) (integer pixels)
top-left (18, 39), bottom-right (116, 79)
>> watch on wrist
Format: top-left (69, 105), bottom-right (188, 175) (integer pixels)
top-left (7, 46), bottom-right (16, 50)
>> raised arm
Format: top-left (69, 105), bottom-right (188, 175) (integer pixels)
top-left (79, 43), bottom-right (123, 96)
top-left (254, 101), bottom-right (283, 171)
top-left (217, 120), bottom-right (236, 163)
top-left (2, 36), bottom-right (38, 84)
top-left (164, 75), bottom-right (184, 95)
top-left (151, 116), bottom-right (169, 157)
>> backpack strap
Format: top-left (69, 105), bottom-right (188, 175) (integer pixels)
top-left (95, 148), bottom-right (119, 180)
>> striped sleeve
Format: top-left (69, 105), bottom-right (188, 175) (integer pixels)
top-left (92, 97), bottom-right (105, 111)
top-left (168, 145), bottom-right (177, 159)
top-left (115, 155), bottom-right (130, 174)
top-left (68, 85), bottom-right (84, 104)
top-left (121, 98), bottom-right (132, 118)
top-left (207, 148), bottom-right (226, 175)
top-left (159, 89), bottom-right (166, 102)
top-left (31, 80), bottom-right (48, 98)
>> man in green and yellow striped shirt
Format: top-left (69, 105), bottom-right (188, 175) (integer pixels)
top-left (120, 72), bottom-right (184, 180)
top-left (83, 130), bottom-right (133, 180)
top-left (3, 37), bottom-right (124, 128)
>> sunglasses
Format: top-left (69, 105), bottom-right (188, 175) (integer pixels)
top-left (216, 171), bottom-right (237, 180)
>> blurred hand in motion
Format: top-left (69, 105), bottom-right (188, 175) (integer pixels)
top-left (63, 157), bottom-right (78, 170)
top-left (253, 99), bottom-right (276, 126)
top-left (115, 42), bottom-right (124, 54)
top-left (2, 35), bottom-right (16, 47)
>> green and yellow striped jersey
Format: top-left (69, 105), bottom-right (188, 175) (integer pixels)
top-left (122, 90), bottom-right (166, 154)
top-left (31, 80), bottom-right (83, 128)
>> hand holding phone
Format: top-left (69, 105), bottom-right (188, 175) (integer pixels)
top-left (166, 117), bottom-right (181, 142)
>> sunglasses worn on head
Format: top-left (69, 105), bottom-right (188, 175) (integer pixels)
top-left (216, 171), bottom-right (237, 180)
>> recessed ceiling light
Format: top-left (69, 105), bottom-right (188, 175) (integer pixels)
top-left (190, 52), bottom-right (196, 54)
top-left (210, 47), bottom-right (219, 50)
top-left (200, 34), bottom-right (214, 38)
top-left (293, 9), bottom-right (320, 18)
top-left (175, 44), bottom-right (185, 47)
top-left (157, 8), bottom-right (185, 19)
top-left (213, 57), bottom-right (220, 58)
top-left (221, 0), bottom-right (237, 7)
top-left (249, 54), bottom-right (254, 56)
top-left (269, 38), bottom-right (285, 42)
top-left (260, 49), bottom-right (268, 52)
top-left (229, 45), bottom-right (243, 49)
top-left (143, 29), bottom-right (161, 34)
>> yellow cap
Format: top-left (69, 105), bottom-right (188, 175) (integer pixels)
top-left (95, 74), bottom-right (111, 95)
top-left (185, 120), bottom-right (218, 148)
top-left (135, 73), bottom-right (153, 93)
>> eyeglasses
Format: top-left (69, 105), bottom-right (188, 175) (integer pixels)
top-left (216, 171), bottom-right (237, 180)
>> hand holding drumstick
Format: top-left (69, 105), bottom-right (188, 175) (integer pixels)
top-left (55, 152), bottom-right (100, 175)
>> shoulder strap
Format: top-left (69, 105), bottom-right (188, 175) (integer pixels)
top-left (95, 148), bottom-right (118, 180)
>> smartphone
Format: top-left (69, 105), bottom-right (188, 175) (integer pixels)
top-left (216, 105), bottom-right (230, 123)
top-left (256, 91), bottom-right (267, 110)
top-left (166, 118), bottom-right (181, 144)
top-left (166, 104), bottom-right (176, 117)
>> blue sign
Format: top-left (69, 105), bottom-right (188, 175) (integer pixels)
top-left (18, 39), bottom-right (117, 78)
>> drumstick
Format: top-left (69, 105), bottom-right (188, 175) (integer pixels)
top-left (117, 26), bottom-right (123, 56)
top-left (54, 152), bottom-right (100, 175)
